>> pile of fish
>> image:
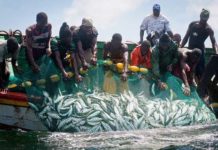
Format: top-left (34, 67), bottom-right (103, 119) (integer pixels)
top-left (29, 90), bottom-right (216, 132)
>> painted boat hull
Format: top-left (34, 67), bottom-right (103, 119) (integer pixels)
top-left (0, 92), bottom-right (47, 131)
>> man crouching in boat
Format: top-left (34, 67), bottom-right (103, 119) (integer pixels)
top-left (172, 48), bottom-right (202, 96)
top-left (72, 18), bottom-right (98, 69)
top-left (25, 12), bottom-right (52, 73)
top-left (198, 55), bottom-right (218, 118)
top-left (130, 40), bottom-right (152, 69)
top-left (0, 37), bottom-right (20, 88)
top-left (50, 23), bottom-right (82, 82)
top-left (103, 33), bottom-right (129, 81)
top-left (151, 34), bottom-right (178, 90)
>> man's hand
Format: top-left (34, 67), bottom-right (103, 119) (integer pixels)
top-left (32, 64), bottom-right (40, 73)
top-left (75, 74), bottom-right (83, 82)
top-left (183, 86), bottom-right (191, 96)
top-left (82, 61), bottom-right (90, 70)
top-left (121, 72), bottom-right (128, 81)
top-left (46, 48), bottom-right (52, 56)
top-left (90, 56), bottom-right (97, 66)
top-left (158, 81), bottom-right (168, 90)
top-left (192, 79), bottom-right (197, 88)
top-left (62, 70), bottom-right (70, 79)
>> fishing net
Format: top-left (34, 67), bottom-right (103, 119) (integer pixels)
top-left (0, 31), bottom-right (212, 132)
top-left (7, 54), bottom-right (216, 132)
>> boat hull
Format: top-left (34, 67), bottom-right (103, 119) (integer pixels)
top-left (0, 92), bottom-right (47, 131)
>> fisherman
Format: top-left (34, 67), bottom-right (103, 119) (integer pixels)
top-left (140, 4), bottom-right (173, 46)
top-left (151, 34), bottom-right (178, 90)
top-left (197, 55), bottom-right (218, 118)
top-left (0, 37), bottom-right (20, 87)
top-left (103, 33), bottom-right (129, 81)
top-left (131, 40), bottom-right (152, 69)
top-left (181, 9), bottom-right (218, 81)
top-left (51, 22), bottom-right (82, 82)
top-left (72, 18), bottom-right (98, 69)
top-left (25, 12), bottom-right (52, 73)
top-left (172, 48), bottom-right (202, 95)
top-left (173, 33), bottom-right (181, 46)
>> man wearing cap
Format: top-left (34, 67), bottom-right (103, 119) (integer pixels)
top-left (181, 9), bottom-right (218, 80)
top-left (0, 37), bottom-right (20, 87)
top-left (72, 18), bottom-right (98, 69)
top-left (151, 34), bottom-right (178, 90)
top-left (140, 4), bottom-right (173, 46)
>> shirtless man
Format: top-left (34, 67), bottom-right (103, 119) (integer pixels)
top-left (103, 33), bottom-right (129, 81)
top-left (172, 48), bottom-right (202, 95)
top-left (181, 9), bottom-right (218, 80)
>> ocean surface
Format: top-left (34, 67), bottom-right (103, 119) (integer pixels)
top-left (0, 121), bottom-right (217, 150)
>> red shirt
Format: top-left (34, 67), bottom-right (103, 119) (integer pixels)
top-left (130, 45), bottom-right (152, 69)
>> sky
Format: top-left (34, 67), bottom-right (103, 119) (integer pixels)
top-left (0, 0), bottom-right (218, 47)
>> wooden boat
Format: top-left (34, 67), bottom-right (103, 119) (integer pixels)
top-left (0, 91), bottom-right (47, 130)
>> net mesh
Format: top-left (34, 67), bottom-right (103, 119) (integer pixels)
top-left (7, 54), bottom-right (216, 132)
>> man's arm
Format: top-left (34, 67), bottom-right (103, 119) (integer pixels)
top-left (140, 17), bottom-right (148, 43)
top-left (54, 51), bottom-right (66, 75)
top-left (77, 41), bottom-right (87, 67)
top-left (209, 28), bottom-right (218, 54)
top-left (167, 31), bottom-right (173, 38)
top-left (91, 37), bottom-right (97, 57)
top-left (121, 46), bottom-right (129, 81)
top-left (123, 50), bottom-right (129, 74)
top-left (140, 30), bottom-right (145, 44)
top-left (26, 28), bottom-right (39, 72)
top-left (103, 43), bottom-right (109, 60)
top-left (181, 23), bottom-right (192, 48)
top-left (71, 52), bottom-right (82, 81)
top-left (179, 51), bottom-right (191, 95)
top-left (44, 24), bottom-right (52, 56)
top-left (90, 36), bottom-right (97, 65)
top-left (164, 17), bottom-right (173, 38)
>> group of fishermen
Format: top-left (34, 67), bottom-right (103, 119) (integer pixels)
top-left (0, 4), bottom-right (218, 116)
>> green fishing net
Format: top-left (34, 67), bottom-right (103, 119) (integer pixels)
top-left (8, 54), bottom-right (216, 132)
top-left (1, 33), bottom-right (214, 132)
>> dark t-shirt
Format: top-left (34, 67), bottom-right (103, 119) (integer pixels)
top-left (51, 36), bottom-right (75, 67)
top-left (72, 27), bottom-right (98, 51)
top-left (188, 21), bottom-right (212, 50)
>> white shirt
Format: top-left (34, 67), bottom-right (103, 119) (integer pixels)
top-left (0, 40), bottom-right (20, 63)
top-left (140, 14), bottom-right (171, 36)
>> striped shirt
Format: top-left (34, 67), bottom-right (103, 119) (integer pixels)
top-left (26, 24), bottom-right (52, 59)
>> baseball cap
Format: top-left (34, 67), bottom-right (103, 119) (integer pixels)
top-left (153, 4), bottom-right (160, 11)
